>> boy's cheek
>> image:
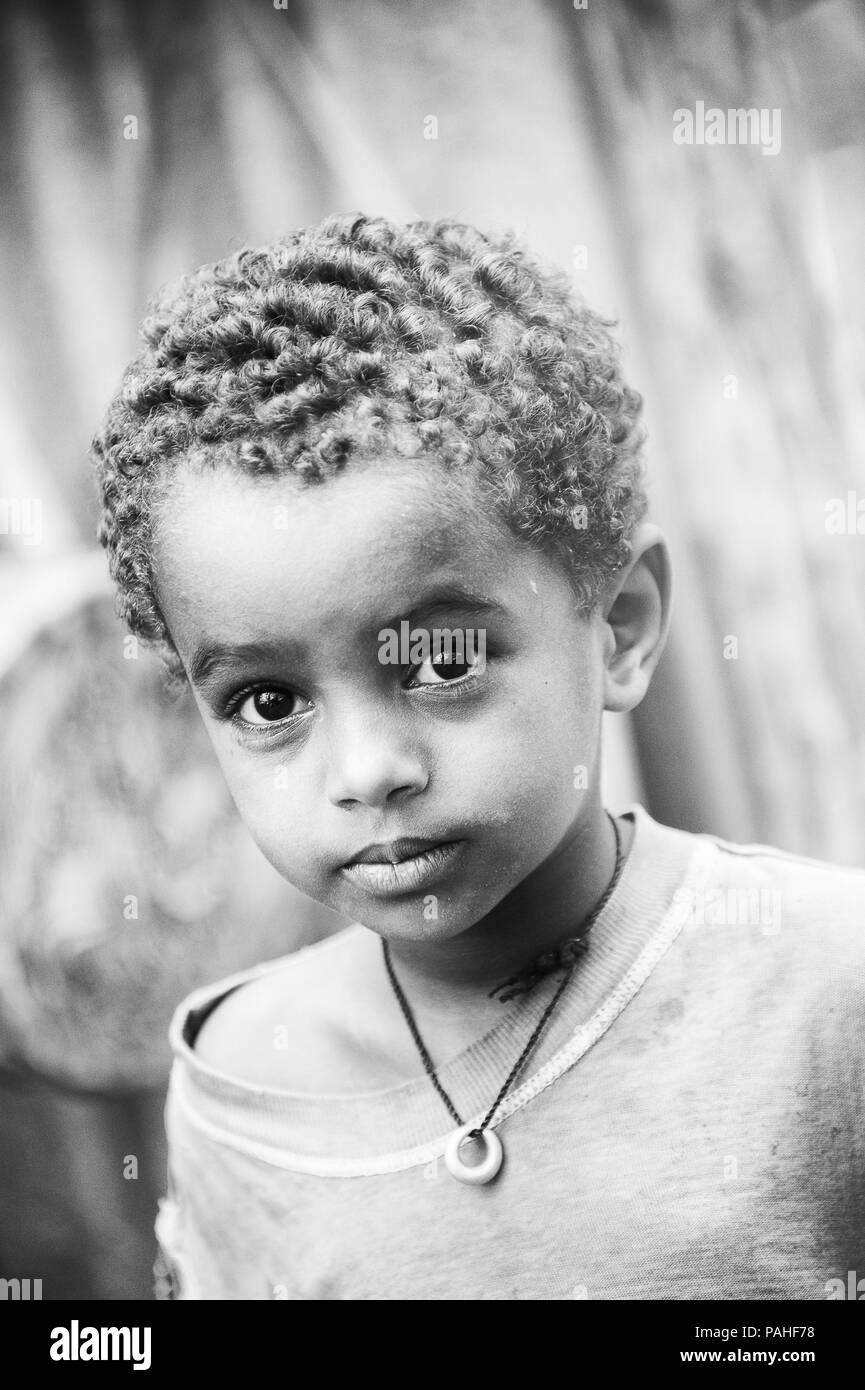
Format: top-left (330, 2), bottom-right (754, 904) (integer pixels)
top-left (238, 804), bottom-right (322, 892)
top-left (198, 745), bottom-right (315, 870)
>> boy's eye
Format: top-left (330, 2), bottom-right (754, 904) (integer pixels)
top-left (236, 688), bottom-right (307, 724)
top-left (409, 644), bottom-right (482, 687)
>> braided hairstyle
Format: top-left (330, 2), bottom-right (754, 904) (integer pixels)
top-left (92, 212), bottom-right (647, 680)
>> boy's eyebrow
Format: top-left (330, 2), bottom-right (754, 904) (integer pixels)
top-left (189, 639), bottom-right (304, 688)
top-left (384, 584), bottom-right (508, 628)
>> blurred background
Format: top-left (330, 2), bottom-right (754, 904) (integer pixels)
top-left (1, 0), bottom-right (864, 1299)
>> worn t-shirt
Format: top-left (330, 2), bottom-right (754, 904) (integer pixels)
top-left (156, 806), bottom-right (865, 1300)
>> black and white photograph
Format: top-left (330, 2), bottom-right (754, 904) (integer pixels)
top-left (1, 0), bottom-right (864, 1348)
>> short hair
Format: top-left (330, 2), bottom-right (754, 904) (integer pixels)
top-left (92, 212), bottom-right (647, 678)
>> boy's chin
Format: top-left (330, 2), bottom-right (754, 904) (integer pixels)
top-left (375, 912), bottom-right (479, 945)
top-left (328, 887), bottom-right (499, 944)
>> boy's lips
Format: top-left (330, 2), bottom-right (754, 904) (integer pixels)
top-left (345, 837), bottom-right (449, 866)
top-left (341, 838), bottom-right (464, 896)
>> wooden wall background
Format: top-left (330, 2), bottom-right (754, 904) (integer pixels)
top-left (1, 0), bottom-right (864, 1297)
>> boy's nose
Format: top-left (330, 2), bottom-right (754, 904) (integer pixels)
top-left (324, 712), bottom-right (429, 810)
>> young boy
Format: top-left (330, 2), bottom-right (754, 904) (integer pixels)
top-left (92, 212), bottom-right (865, 1300)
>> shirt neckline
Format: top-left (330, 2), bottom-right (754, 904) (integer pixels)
top-left (167, 806), bottom-right (718, 1170)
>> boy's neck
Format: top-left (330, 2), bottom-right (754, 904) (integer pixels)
top-left (383, 806), bottom-right (631, 1014)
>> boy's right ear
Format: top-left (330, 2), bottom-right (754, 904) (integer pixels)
top-left (600, 522), bottom-right (672, 715)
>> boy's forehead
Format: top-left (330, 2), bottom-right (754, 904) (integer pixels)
top-left (153, 458), bottom-right (562, 650)
top-left (157, 456), bottom-right (501, 577)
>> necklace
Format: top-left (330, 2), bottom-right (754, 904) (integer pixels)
top-left (381, 812), bottom-right (625, 1185)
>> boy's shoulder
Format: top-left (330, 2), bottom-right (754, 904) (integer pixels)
top-left (677, 821), bottom-right (865, 960)
top-left (702, 826), bottom-right (865, 904)
top-left (190, 924), bottom-right (407, 1091)
top-left (631, 804), bottom-right (865, 933)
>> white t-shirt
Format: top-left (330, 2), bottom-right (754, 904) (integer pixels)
top-left (156, 806), bottom-right (865, 1300)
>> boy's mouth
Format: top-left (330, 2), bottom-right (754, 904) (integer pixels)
top-left (341, 838), bottom-right (464, 896)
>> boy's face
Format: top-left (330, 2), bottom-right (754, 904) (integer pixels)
top-left (153, 456), bottom-right (609, 942)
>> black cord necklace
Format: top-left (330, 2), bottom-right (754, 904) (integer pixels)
top-left (381, 812), bottom-right (625, 1185)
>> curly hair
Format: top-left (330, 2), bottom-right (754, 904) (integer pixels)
top-left (92, 212), bottom-right (647, 679)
